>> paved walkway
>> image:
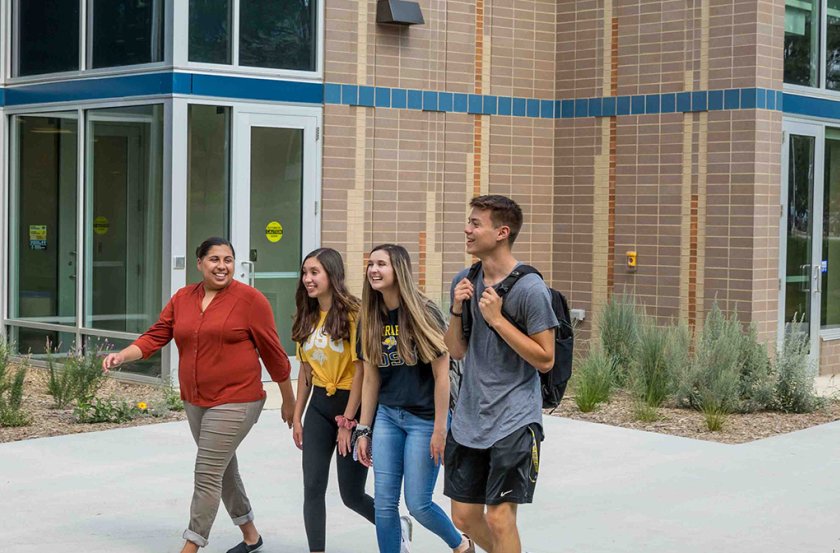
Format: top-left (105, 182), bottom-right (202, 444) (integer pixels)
top-left (1, 405), bottom-right (839, 553)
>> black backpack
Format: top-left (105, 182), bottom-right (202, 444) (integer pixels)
top-left (460, 262), bottom-right (574, 412)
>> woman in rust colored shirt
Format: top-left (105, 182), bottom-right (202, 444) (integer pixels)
top-left (103, 237), bottom-right (295, 553)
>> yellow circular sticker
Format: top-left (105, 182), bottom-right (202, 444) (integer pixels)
top-left (93, 216), bottom-right (110, 235)
top-left (265, 221), bottom-right (283, 243)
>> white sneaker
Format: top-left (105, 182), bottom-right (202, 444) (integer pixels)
top-left (399, 515), bottom-right (413, 553)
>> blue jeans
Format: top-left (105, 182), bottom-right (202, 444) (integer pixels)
top-left (372, 405), bottom-right (462, 553)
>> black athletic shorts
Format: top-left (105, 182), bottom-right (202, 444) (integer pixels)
top-left (443, 423), bottom-right (543, 505)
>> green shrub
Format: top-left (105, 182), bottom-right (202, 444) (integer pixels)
top-left (629, 318), bottom-right (672, 407)
top-left (74, 397), bottom-right (138, 424)
top-left (47, 343), bottom-right (108, 409)
top-left (574, 348), bottom-right (614, 412)
top-left (675, 304), bottom-right (741, 414)
top-left (0, 367), bottom-right (32, 427)
top-left (774, 319), bottom-right (821, 413)
top-left (162, 385), bottom-right (184, 412)
top-left (737, 323), bottom-right (774, 413)
top-left (632, 400), bottom-right (659, 423)
top-left (599, 294), bottom-right (640, 385)
top-left (0, 341), bottom-right (31, 428)
top-left (665, 321), bottom-right (692, 379)
top-left (701, 401), bottom-right (728, 431)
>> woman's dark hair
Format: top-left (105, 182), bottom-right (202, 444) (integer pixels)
top-left (195, 237), bottom-right (235, 259)
top-left (292, 248), bottom-right (360, 343)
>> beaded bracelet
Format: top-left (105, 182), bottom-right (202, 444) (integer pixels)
top-left (350, 425), bottom-right (372, 453)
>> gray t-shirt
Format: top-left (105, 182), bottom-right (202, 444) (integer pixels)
top-left (449, 264), bottom-right (558, 448)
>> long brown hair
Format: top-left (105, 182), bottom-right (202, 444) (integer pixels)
top-left (360, 244), bottom-right (446, 366)
top-left (292, 248), bottom-right (360, 343)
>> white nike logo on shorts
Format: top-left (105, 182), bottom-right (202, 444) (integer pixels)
top-left (500, 490), bottom-right (513, 497)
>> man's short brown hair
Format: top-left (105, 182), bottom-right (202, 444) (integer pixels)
top-left (469, 194), bottom-right (524, 245)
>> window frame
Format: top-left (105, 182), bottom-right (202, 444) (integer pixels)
top-left (6, 0), bottom-right (170, 84)
top-left (174, 0), bottom-right (324, 81)
top-left (781, 0), bottom-right (840, 97)
top-left (2, 98), bottom-right (172, 385)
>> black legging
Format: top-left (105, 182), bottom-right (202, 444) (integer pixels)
top-left (303, 386), bottom-right (375, 551)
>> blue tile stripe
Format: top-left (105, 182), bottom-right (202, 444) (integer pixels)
top-left (0, 72), bottom-right (324, 107)
top-left (0, 73), bottom-right (819, 123)
top-left (323, 84), bottom-right (789, 119)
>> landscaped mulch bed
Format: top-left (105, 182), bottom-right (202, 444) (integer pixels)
top-left (0, 366), bottom-right (186, 443)
top-left (550, 389), bottom-right (840, 444)
top-left (5, 367), bottom-right (839, 446)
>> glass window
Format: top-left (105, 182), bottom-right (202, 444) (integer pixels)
top-left (85, 105), bottom-right (164, 336)
top-left (14, 0), bottom-right (80, 76)
top-left (86, 335), bottom-right (161, 378)
top-left (188, 105), bottom-right (231, 283)
top-left (785, 0), bottom-right (820, 87)
top-left (239, 0), bottom-right (317, 71)
top-left (90, 0), bottom-right (164, 69)
top-left (823, 129), bottom-right (840, 329)
top-left (10, 115), bottom-right (79, 326)
top-left (6, 326), bottom-right (75, 360)
top-left (785, 133), bottom-right (816, 335)
top-left (189, 0), bottom-right (232, 64)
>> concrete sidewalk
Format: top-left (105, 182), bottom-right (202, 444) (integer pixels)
top-left (1, 410), bottom-right (839, 553)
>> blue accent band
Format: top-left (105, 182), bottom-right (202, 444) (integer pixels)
top-left (1, 72), bottom-right (325, 107)
top-left (0, 72), bottom-right (826, 123)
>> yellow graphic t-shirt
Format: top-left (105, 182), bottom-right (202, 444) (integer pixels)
top-left (296, 311), bottom-right (358, 396)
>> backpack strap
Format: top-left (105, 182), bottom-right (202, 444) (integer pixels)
top-left (496, 264), bottom-right (542, 297)
top-left (461, 263), bottom-right (542, 340)
top-left (460, 262), bottom-right (483, 341)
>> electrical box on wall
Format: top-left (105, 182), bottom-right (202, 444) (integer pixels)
top-left (376, 0), bottom-right (424, 26)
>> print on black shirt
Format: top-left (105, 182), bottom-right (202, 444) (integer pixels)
top-left (358, 307), bottom-right (437, 420)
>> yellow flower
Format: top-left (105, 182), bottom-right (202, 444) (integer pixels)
top-left (137, 402), bottom-right (148, 410)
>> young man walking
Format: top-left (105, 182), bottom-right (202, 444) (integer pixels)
top-left (444, 195), bottom-right (558, 553)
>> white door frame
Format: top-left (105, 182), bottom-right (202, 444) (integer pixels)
top-left (231, 109), bottom-right (320, 284)
top-left (231, 107), bottom-right (320, 380)
top-left (780, 119), bottom-right (824, 362)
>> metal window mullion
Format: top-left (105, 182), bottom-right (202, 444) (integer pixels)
top-left (779, 125), bottom-right (791, 350)
top-left (81, 0), bottom-right (89, 72)
top-left (3, 117), bottom-right (16, 336)
top-left (316, 0), bottom-right (325, 76)
top-left (79, 326), bottom-right (141, 342)
top-left (76, 107), bottom-right (86, 349)
top-left (171, 0), bottom-right (188, 66)
top-left (232, 0), bottom-right (240, 67)
top-left (812, 126), bottom-right (826, 343)
top-left (3, 0), bottom-right (9, 79)
top-left (168, 98), bottom-right (188, 387)
top-left (821, 0), bottom-right (828, 89)
top-left (7, 319), bottom-right (79, 335)
top-left (11, 0), bottom-right (19, 77)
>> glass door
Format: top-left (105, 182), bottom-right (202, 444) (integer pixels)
top-left (232, 111), bottom-right (319, 379)
top-left (780, 121), bottom-right (825, 361)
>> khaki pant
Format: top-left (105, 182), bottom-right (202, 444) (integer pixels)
top-left (182, 398), bottom-right (265, 547)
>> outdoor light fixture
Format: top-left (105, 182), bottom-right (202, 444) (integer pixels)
top-left (376, 0), bottom-right (424, 26)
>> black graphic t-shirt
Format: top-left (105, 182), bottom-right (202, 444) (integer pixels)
top-left (358, 307), bottom-right (440, 420)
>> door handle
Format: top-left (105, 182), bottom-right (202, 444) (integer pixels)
top-left (241, 261), bottom-right (255, 287)
top-left (800, 264), bottom-right (811, 292)
top-left (814, 264), bottom-right (822, 294)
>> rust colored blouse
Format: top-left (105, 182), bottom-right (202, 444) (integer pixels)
top-left (133, 280), bottom-right (291, 407)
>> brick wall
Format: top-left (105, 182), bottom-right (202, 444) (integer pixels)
top-left (321, 0), bottom-right (790, 359)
